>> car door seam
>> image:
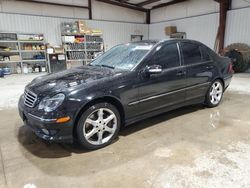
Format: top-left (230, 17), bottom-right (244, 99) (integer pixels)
top-left (128, 82), bottom-right (210, 106)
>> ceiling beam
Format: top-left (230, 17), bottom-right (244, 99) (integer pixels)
top-left (17, 0), bottom-right (89, 9)
top-left (96, 0), bottom-right (148, 12)
top-left (152, 0), bottom-right (188, 9)
top-left (137, 0), bottom-right (161, 7)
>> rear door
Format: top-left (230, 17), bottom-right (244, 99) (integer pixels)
top-left (180, 42), bottom-right (214, 101)
top-left (136, 41), bottom-right (186, 115)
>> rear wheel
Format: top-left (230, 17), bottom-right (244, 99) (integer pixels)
top-left (205, 80), bottom-right (224, 107)
top-left (76, 102), bottom-right (120, 150)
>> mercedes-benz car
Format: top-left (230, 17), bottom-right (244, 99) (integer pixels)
top-left (18, 39), bottom-right (233, 149)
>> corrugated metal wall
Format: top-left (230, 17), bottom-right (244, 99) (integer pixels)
top-left (1, 6), bottom-right (250, 50)
top-left (225, 7), bottom-right (250, 46)
top-left (149, 13), bottom-right (219, 49)
top-left (0, 12), bottom-right (149, 49)
top-left (149, 7), bottom-right (250, 49)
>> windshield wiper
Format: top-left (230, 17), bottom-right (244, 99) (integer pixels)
top-left (100, 64), bottom-right (115, 69)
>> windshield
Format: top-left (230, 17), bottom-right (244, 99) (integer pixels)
top-left (90, 43), bottom-right (154, 70)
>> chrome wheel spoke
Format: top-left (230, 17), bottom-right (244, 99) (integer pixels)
top-left (209, 81), bottom-right (223, 105)
top-left (105, 125), bottom-right (115, 133)
top-left (211, 95), bottom-right (215, 103)
top-left (104, 114), bottom-right (115, 124)
top-left (83, 107), bottom-right (117, 146)
top-left (97, 109), bottom-right (104, 121)
top-left (97, 131), bottom-right (103, 144)
top-left (215, 83), bottom-right (220, 90)
top-left (86, 118), bottom-right (97, 126)
top-left (86, 128), bottom-right (98, 139)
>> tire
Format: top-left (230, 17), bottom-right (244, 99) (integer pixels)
top-left (205, 79), bottom-right (224, 108)
top-left (76, 102), bottom-right (120, 150)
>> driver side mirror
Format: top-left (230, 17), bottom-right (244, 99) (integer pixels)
top-left (142, 64), bottom-right (162, 78)
top-left (144, 64), bottom-right (162, 75)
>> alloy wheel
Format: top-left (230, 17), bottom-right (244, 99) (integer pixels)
top-left (209, 81), bottom-right (223, 105)
top-left (83, 108), bottom-right (117, 145)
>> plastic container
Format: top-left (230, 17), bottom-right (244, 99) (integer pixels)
top-left (3, 67), bottom-right (11, 75)
top-left (0, 68), bottom-right (4, 78)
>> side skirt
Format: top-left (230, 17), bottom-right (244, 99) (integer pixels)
top-left (124, 96), bottom-right (205, 126)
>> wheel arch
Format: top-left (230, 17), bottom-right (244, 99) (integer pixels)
top-left (213, 77), bottom-right (225, 89)
top-left (73, 96), bottom-right (125, 138)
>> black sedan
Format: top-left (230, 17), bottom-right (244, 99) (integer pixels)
top-left (18, 39), bottom-right (233, 149)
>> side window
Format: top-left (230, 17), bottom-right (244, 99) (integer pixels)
top-left (152, 43), bottom-right (180, 69)
top-left (181, 42), bottom-right (202, 65)
top-left (200, 46), bottom-right (211, 61)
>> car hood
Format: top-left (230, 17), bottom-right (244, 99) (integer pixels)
top-left (27, 65), bottom-right (122, 94)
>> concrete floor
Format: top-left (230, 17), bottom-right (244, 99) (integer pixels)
top-left (0, 74), bottom-right (250, 188)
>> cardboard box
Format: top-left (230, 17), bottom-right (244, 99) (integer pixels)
top-left (10, 55), bottom-right (20, 61)
top-left (165, 26), bottom-right (177, 35)
top-left (78, 20), bottom-right (87, 34)
top-left (54, 47), bottom-right (64, 54)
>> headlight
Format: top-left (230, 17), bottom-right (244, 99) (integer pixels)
top-left (38, 93), bottom-right (65, 112)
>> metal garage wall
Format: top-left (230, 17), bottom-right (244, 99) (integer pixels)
top-left (149, 6), bottom-right (250, 50)
top-left (149, 13), bottom-right (219, 49)
top-left (0, 12), bottom-right (149, 49)
top-left (225, 7), bottom-right (250, 46)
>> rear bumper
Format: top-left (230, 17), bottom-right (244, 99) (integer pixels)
top-left (18, 97), bottom-right (74, 143)
top-left (224, 75), bottom-right (232, 90)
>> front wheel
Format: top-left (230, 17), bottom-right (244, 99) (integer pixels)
top-left (76, 102), bottom-right (120, 150)
top-left (205, 79), bottom-right (224, 108)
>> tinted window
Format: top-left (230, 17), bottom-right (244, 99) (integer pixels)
top-left (200, 46), bottom-right (211, 61)
top-left (152, 43), bottom-right (180, 69)
top-left (181, 42), bottom-right (202, 65)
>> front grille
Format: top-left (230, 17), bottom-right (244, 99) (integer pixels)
top-left (24, 90), bottom-right (38, 108)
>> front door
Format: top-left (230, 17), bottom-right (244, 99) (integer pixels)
top-left (136, 42), bottom-right (186, 115)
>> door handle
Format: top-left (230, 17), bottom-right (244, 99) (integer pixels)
top-left (206, 65), bottom-right (213, 70)
top-left (176, 70), bottom-right (186, 76)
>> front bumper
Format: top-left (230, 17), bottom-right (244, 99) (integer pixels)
top-left (18, 96), bottom-right (74, 143)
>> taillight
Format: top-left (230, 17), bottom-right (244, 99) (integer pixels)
top-left (228, 62), bottom-right (234, 74)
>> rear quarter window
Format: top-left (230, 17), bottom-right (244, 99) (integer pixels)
top-left (200, 46), bottom-right (212, 61)
top-left (181, 42), bottom-right (202, 65)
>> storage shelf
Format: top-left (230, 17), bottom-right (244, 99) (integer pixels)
top-left (85, 49), bottom-right (102, 52)
top-left (0, 40), bottom-right (18, 43)
top-left (62, 33), bottom-right (102, 36)
top-left (22, 59), bottom-right (46, 62)
top-left (65, 49), bottom-right (85, 52)
top-left (63, 42), bottom-right (103, 44)
top-left (19, 40), bottom-right (44, 43)
top-left (0, 40), bottom-right (44, 43)
top-left (0, 32), bottom-right (47, 74)
top-left (21, 50), bottom-right (45, 52)
top-left (0, 60), bottom-right (21, 63)
top-left (61, 28), bottom-right (103, 64)
top-left (66, 59), bottom-right (85, 61)
top-left (67, 59), bottom-right (93, 61)
top-left (0, 50), bottom-right (19, 53)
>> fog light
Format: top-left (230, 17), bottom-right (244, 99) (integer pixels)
top-left (42, 129), bottom-right (49, 135)
top-left (56, 116), bottom-right (71, 123)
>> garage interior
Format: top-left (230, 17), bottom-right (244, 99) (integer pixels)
top-left (0, 0), bottom-right (250, 187)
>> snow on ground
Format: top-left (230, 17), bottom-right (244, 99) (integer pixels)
top-left (0, 73), bottom-right (45, 110)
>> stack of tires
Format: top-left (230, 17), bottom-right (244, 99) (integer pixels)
top-left (224, 43), bottom-right (250, 73)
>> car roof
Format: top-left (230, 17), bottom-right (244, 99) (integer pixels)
top-left (131, 39), bottom-right (204, 46)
